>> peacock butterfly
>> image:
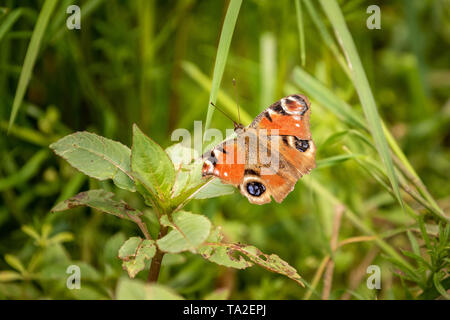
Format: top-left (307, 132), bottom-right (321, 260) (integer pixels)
top-left (202, 94), bottom-right (316, 205)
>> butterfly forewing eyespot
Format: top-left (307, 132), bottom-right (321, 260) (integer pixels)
top-left (294, 138), bottom-right (310, 152)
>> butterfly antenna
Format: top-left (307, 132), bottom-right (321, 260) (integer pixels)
top-left (233, 78), bottom-right (241, 125)
top-left (210, 102), bottom-right (237, 126)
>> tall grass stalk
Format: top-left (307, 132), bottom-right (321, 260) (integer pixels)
top-left (203, 0), bottom-right (242, 136)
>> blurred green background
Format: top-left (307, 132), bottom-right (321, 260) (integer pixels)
top-left (0, 0), bottom-right (449, 299)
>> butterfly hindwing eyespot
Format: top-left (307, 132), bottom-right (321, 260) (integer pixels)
top-left (246, 181), bottom-right (266, 197)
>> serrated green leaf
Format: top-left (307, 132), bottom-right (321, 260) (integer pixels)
top-left (51, 189), bottom-right (143, 222)
top-left (199, 227), bottom-right (303, 286)
top-left (118, 237), bottom-right (156, 278)
top-left (171, 160), bottom-right (204, 199)
top-left (131, 124), bottom-right (176, 202)
top-left (156, 211), bottom-right (211, 253)
top-left (50, 132), bottom-right (135, 191)
top-left (199, 227), bottom-right (253, 269)
top-left (201, 244), bottom-right (252, 269)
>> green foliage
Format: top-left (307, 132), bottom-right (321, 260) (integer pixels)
top-left (0, 0), bottom-right (448, 300)
top-left (118, 237), bottom-right (156, 278)
top-left (50, 132), bottom-right (135, 192)
top-left (131, 124), bottom-right (176, 203)
top-left (47, 124), bottom-right (305, 286)
top-left (157, 211), bottom-right (211, 253)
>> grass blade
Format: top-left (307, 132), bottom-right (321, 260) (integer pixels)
top-left (0, 8), bottom-right (23, 45)
top-left (291, 67), bottom-right (447, 222)
top-left (292, 67), bottom-right (366, 130)
top-left (319, 0), bottom-right (404, 210)
top-left (260, 32), bottom-right (276, 108)
top-left (8, 0), bottom-right (58, 131)
top-left (204, 0), bottom-right (242, 135)
top-left (294, 0), bottom-right (306, 66)
top-left (303, 0), bottom-right (350, 77)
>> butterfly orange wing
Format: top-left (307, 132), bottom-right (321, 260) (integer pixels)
top-left (202, 94), bottom-right (316, 205)
top-left (250, 94), bottom-right (312, 139)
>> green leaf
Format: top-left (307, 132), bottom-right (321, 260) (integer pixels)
top-left (433, 273), bottom-right (450, 300)
top-left (166, 142), bottom-right (235, 208)
top-left (171, 159), bottom-right (204, 200)
top-left (145, 284), bottom-right (184, 300)
top-left (131, 124), bottom-right (176, 203)
top-left (116, 278), bottom-right (184, 300)
top-left (156, 211), bottom-right (211, 253)
top-left (4, 255), bottom-right (26, 274)
top-left (0, 271), bottom-right (23, 282)
top-left (118, 237), bottom-right (156, 278)
top-left (47, 232), bottom-right (74, 245)
top-left (407, 230), bottom-right (421, 256)
top-left (21, 225), bottom-right (41, 242)
top-left (71, 285), bottom-right (108, 300)
top-left (104, 232), bottom-right (126, 267)
top-left (116, 278), bottom-right (147, 300)
top-left (0, 150), bottom-right (49, 192)
top-left (50, 132), bottom-right (135, 192)
top-left (199, 227), bottom-right (304, 286)
top-left (199, 227), bottom-right (251, 269)
top-left (194, 178), bottom-right (235, 200)
top-left (165, 143), bottom-right (197, 169)
top-left (51, 190), bottom-right (143, 222)
top-left (39, 262), bottom-right (101, 281)
top-left (8, 0), bottom-right (58, 130)
top-left (203, 288), bottom-right (230, 300)
top-left (316, 154), bottom-right (361, 169)
top-left (0, 9), bottom-right (24, 45)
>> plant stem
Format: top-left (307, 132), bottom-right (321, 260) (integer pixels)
top-left (148, 225), bottom-right (168, 282)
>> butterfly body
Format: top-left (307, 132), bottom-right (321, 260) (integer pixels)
top-left (202, 94), bottom-right (316, 205)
